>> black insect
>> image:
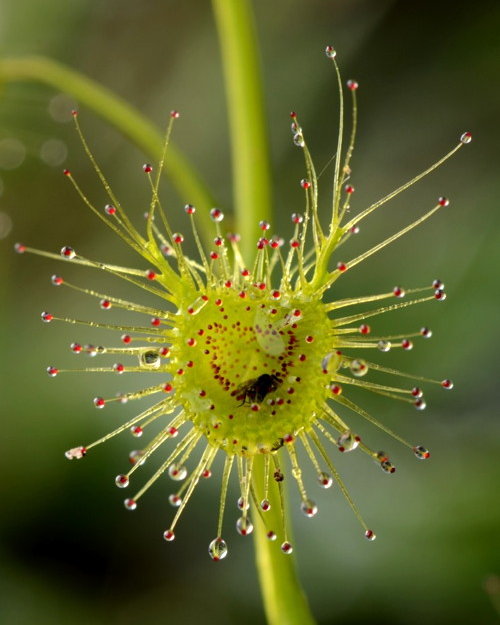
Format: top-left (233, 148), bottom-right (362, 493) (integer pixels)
top-left (233, 373), bottom-right (281, 405)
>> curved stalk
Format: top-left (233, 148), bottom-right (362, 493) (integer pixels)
top-left (0, 56), bottom-right (216, 238)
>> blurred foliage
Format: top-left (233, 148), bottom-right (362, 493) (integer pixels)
top-left (1, 1), bottom-right (499, 624)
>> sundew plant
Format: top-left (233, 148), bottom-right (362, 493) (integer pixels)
top-left (9, 3), bottom-right (470, 624)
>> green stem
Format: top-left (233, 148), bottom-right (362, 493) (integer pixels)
top-left (212, 2), bottom-right (315, 622)
top-left (253, 457), bottom-right (316, 625)
top-left (212, 0), bottom-right (273, 263)
top-left (0, 56), bottom-right (216, 238)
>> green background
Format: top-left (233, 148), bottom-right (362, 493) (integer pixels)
top-left (1, 1), bottom-right (499, 623)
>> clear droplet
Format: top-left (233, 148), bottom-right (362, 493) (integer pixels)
top-left (413, 445), bottom-right (430, 460)
top-left (281, 541), bottom-right (293, 554)
top-left (337, 431), bottom-right (360, 452)
top-left (317, 472), bottom-right (333, 488)
top-left (260, 499), bottom-right (271, 511)
top-left (237, 496), bottom-right (249, 511)
top-left (124, 498), bottom-right (137, 510)
top-left (139, 350), bottom-right (161, 369)
top-left (236, 516), bottom-right (254, 536)
top-left (293, 132), bottom-right (305, 148)
top-left (377, 340), bottom-right (391, 352)
top-left (380, 460), bottom-right (396, 474)
top-left (300, 499), bottom-right (318, 518)
top-left (163, 529), bottom-right (175, 542)
top-left (364, 529), bottom-right (376, 541)
top-left (168, 494), bottom-right (182, 507)
top-left (168, 463), bottom-right (187, 481)
top-left (129, 450), bottom-right (145, 465)
top-left (115, 474), bottom-right (129, 488)
top-left (208, 537), bottom-right (228, 561)
top-left (266, 530), bottom-right (277, 541)
top-left (350, 359), bottom-right (368, 377)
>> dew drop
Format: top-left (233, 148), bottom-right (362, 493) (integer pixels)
top-left (168, 463), bottom-right (187, 481)
top-left (380, 460), bottom-right (396, 474)
top-left (163, 529), bottom-right (175, 542)
top-left (260, 499), bottom-right (271, 511)
top-left (210, 208), bottom-right (224, 222)
top-left (402, 339), bottom-right (413, 351)
top-left (460, 131), bottom-right (472, 144)
top-left (441, 379), bottom-right (454, 390)
top-left (169, 494), bottom-right (182, 507)
top-left (317, 472), bottom-right (333, 488)
top-left (93, 397), bottom-right (105, 409)
top-left (420, 327), bottom-right (432, 338)
top-left (414, 398), bottom-right (427, 410)
top-left (236, 516), bottom-right (254, 536)
top-left (364, 529), bottom-right (376, 541)
top-left (337, 431), bottom-right (360, 453)
top-left (60, 246), bottom-right (75, 259)
top-left (281, 541), bottom-right (293, 554)
top-left (377, 340), bottom-right (391, 352)
top-left (139, 350), bottom-right (161, 369)
top-left (237, 496), bottom-right (249, 511)
top-left (184, 203), bottom-right (196, 214)
top-left (115, 474), bottom-right (129, 488)
top-left (51, 274), bottom-right (64, 286)
top-left (413, 445), bottom-right (430, 460)
top-left (208, 537), bottom-right (228, 561)
top-left (124, 498), bottom-right (137, 510)
top-left (350, 359), bottom-right (368, 377)
top-left (266, 531), bottom-right (277, 541)
top-left (300, 499), bottom-right (318, 518)
top-left (291, 212), bottom-right (303, 224)
top-left (41, 311), bottom-right (53, 323)
top-left (293, 132), bottom-right (305, 148)
top-left (46, 366), bottom-right (58, 377)
top-left (325, 45), bottom-right (336, 59)
top-left (129, 450), bottom-right (145, 465)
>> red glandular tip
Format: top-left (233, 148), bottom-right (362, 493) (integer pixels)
top-left (70, 342), bottom-right (82, 353)
top-left (364, 529), bottom-right (376, 541)
top-left (51, 275), bottom-right (64, 286)
top-left (336, 262), bottom-right (347, 272)
top-left (104, 204), bottom-right (116, 215)
top-left (259, 220), bottom-right (270, 231)
top-left (93, 397), bottom-right (105, 408)
top-left (143, 163), bottom-right (153, 173)
top-left (46, 366), bottom-right (59, 377)
top-left (170, 110), bottom-right (180, 118)
top-left (291, 212), bottom-right (303, 224)
top-left (210, 208), bottom-right (224, 223)
top-left (300, 179), bottom-right (311, 189)
top-left (460, 132), bottom-right (472, 144)
top-left (100, 299), bottom-right (112, 310)
top-left (71, 109), bottom-right (78, 117)
top-left (146, 270), bottom-right (157, 280)
top-left (347, 79), bottom-right (359, 91)
top-left (438, 196), bottom-right (450, 207)
top-left (393, 286), bottom-right (405, 298)
top-left (441, 379), bottom-right (454, 390)
top-left (184, 203), bottom-right (195, 214)
top-left (14, 243), bottom-right (26, 254)
top-left (63, 169), bottom-right (71, 176)
top-left (124, 498), bottom-right (137, 510)
top-left (163, 530), bottom-right (175, 542)
top-left (345, 184), bottom-right (355, 194)
top-left (325, 45), bottom-right (336, 59)
top-left (41, 311), bottom-right (53, 323)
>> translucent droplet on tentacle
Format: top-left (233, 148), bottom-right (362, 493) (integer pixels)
top-left (124, 498), bottom-right (137, 510)
top-left (163, 529), bottom-right (175, 542)
top-left (169, 494), bottom-right (182, 507)
top-left (378, 340), bottom-right (391, 352)
top-left (317, 472), bottom-right (333, 488)
top-left (129, 450), bottom-right (145, 465)
top-left (293, 132), bottom-right (305, 148)
top-left (168, 463), bottom-right (187, 481)
top-left (300, 499), bottom-right (318, 518)
top-left (260, 499), bottom-right (271, 511)
top-left (208, 537), bottom-right (228, 561)
top-left (364, 529), bottom-right (376, 541)
top-left (337, 431), bottom-right (360, 453)
top-left (281, 541), bottom-right (293, 554)
top-left (236, 516), bottom-right (254, 536)
top-left (115, 474), bottom-right (129, 488)
top-left (139, 350), bottom-right (161, 369)
top-left (350, 359), bottom-right (368, 377)
top-left (413, 445), bottom-right (430, 460)
top-left (237, 496), bottom-right (249, 511)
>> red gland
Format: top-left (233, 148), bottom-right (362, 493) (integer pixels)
top-left (170, 110), bottom-right (180, 118)
top-left (184, 203), bottom-right (195, 214)
top-left (345, 184), bottom-right (355, 194)
top-left (336, 262), bottom-right (347, 272)
top-left (143, 163), bottom-right (153, 173)
top-left (347, 79), bottom-right (359, 91)
top-left (393, 286), bottom-right (405, 298)
top-left (438, 196), bottom-right (450, 207)
top-left (146, 270), bottom-right (157, 280)
top-left (300, 179), bottom-right (311, 189)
